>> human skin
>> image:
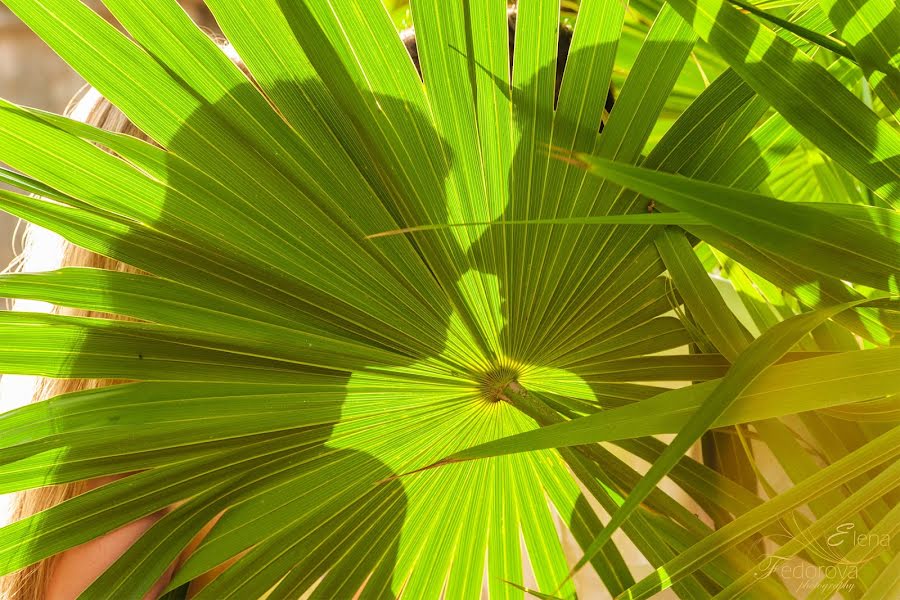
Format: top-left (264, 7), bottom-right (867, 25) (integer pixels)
top-left (45, 476), bottom-right (176, 600)
top-left (44, 475), bottom-right (234, 599)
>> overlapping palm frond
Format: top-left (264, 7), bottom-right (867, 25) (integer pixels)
top-left (0, 0), bottom-right (896, 598)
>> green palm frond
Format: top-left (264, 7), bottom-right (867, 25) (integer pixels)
top-left (0, 0), bottom-right (896, 598)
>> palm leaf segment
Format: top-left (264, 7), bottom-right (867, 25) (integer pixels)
top-left (0, 0), bottom-right (896, 598)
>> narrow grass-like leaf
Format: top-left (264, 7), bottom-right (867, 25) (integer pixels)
top-left (655, 227), bottom-right (752, 361)
top-left (818, 0), bottom-right (900, 115)
top-left (724, 0), bottom-right (855, 60)
top-left (618, 425), bottom-right (900, 599)
top-left (567, 154), bottom-right (900, 293)
top-left (664, 0), bottom-right (900, 204)
top-left (367, 212), bottom-right (705, 238)
top-left (443, 347), bottom-right (898, 458)
top-left (717, 459), bottom-right (900, 598)
top-left (566, 300), bottom-right (876, 576)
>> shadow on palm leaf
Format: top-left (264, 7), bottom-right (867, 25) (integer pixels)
top-left (149, 24), bottom-right (699, 600)
top-left (129, 81), bottom-right (458, 597)
top-left (462, 42), bottom-right (696, 398)
top-left (8, 2), bottom-right (894, 598)
top-left (689, 0), bottom-right (900, 198)
top-left (3, 79), bottom-right (458, 598)
top-left (821, 0), bottom-right (900, 114)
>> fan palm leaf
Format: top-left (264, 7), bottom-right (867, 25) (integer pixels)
top-left (0, 0), bottom-right (896, 598)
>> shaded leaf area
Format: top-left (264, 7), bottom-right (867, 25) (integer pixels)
top-left (0, 1), bottom-right (698, 598)
top-left (819, 0), bottom-right (900, 116)
top-left (561, 156), bottom-right (900, 295)
top-left (0, 0), bottom-right (895, 599)
top-left (665, 0), bottom-right (900, 205)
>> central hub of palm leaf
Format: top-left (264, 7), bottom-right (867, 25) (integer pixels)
top-left (478, 364), bottom-right (521, 403)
